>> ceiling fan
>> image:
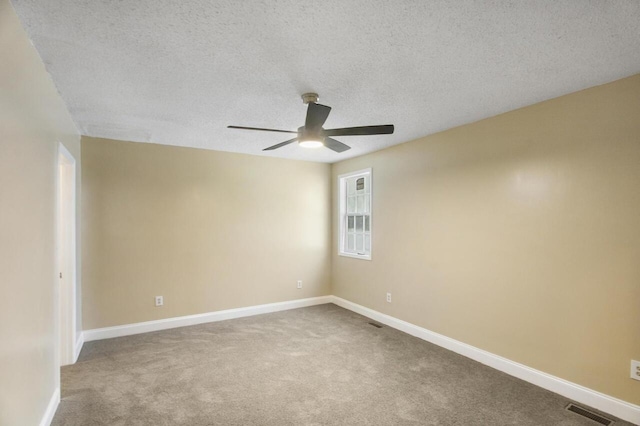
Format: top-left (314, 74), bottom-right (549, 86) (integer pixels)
top-left (228, 93), bottom-right (394, 153)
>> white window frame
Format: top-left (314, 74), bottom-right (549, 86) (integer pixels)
top-left (338, 168), bottom-right (372, 260)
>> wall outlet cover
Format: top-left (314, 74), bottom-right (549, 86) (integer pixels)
top-left (631, 360), bottom-right (640, 381)
top-left (297, 280), bottom-right (302, 289)
top-left (386, 292), bottom-right (392, 303)
top-left (155, 296), bottom-right (163, 307)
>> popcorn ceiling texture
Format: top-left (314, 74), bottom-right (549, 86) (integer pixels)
top-left (11, 0), bottom-right (640, 163)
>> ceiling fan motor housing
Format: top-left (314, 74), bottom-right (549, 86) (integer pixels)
top-left (298, 126), bottom-right (324, 143)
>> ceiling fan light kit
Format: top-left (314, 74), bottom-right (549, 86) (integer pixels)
top-left (298, 124), bottom-right (324, 148)
top-left (298, 140), bottom-right (324, 148)
top-left (228, 93), bottom-right (394, 154)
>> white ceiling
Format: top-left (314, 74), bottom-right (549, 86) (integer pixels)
top-left (12, 1), bottom-right (640, 163)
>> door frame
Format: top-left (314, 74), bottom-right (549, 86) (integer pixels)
top-left (56, 143), bottom-right (77, 369)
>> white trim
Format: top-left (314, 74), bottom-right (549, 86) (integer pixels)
top-left (39, 387), bottom-right (60, 426)
top-left (74, 332), bottom-right (84, 363)
top-left (57, 143), bottom-right (77, 367)
top-left (329, 296), bottom-right (640, 425)
top-left (337, 168), bottom-right (372, 180)
top-left (84, 296), bottom-right (332, 342)
top-left (79, 294), bottom-right (640, 424)
top-left (338, 253), bottom-right (373, 260)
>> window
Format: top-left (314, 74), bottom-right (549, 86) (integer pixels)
top-left (339, 168), bottom-right (372, 260)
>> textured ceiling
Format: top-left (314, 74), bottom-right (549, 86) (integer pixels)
top-left (11, 1), bottom-right (640, 163)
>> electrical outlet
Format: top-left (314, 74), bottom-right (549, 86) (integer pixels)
top-left (631, 360), bottom-right (640, 381)
top-left (297, 280), bottom-right (302, 289)
top-left (155, 296), bottom-right (163, 307)
top-left (386, 292), bottom-right (391, 303)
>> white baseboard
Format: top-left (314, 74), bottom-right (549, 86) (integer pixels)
top-left (84, 296), bottom-right (332, 342)
top-left (79, 294), bottom-right (639, 424)
top-left (39, 387), bottom-right (60, 426)
top-left (330, 295), bottom-right (640, 425)
top-left (74, 332), bottom-right (84, 362)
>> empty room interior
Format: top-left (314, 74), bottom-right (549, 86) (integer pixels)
top-left (1, 1), bottom-right (640, 425)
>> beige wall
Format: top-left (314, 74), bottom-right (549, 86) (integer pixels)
top-left (0, 1), bottom-right (81, 424)
top-left (332, 74), bottom-right (640, 405)
top-left (81, 137), bottom-right (331, 329)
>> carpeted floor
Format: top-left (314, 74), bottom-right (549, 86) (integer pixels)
top-left (53, 304), bottom-right (630, 425)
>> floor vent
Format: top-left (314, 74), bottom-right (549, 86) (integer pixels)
top-left (565, 404), bottom-right (613, 425)
top-left (368, 322), bottom-right (383, 328)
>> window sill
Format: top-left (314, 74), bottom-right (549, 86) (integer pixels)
top-left (338, 252), bottom-right (371, 261)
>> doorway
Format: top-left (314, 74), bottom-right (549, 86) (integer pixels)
top-left (57, 143), bottom-right (77, 367)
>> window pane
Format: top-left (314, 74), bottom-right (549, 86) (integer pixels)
top-left (347, 234), bottom-right (355, 251)
top-left (340, 170), bottom-right (372, 257)
top-left (347, 178), bottom-right (356, 195)
top-left (347, 196), bottom-right (356, 213)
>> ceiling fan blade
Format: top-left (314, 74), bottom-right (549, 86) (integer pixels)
top-left (305, 103), bottom-right (331, 129)
top-left (228, 125), bottom-right (297, 134)
top-left (263, 137), bottom-right (298, 151)
top-left (324, 124), bottom-right (394, 137)
top-left (324, 138), bottom-right (351, 153)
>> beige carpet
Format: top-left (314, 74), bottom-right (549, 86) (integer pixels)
top-left (53, 304), bottom-right (630, 425)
